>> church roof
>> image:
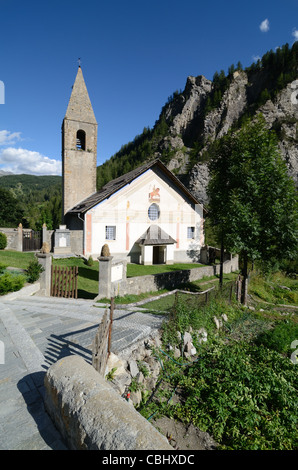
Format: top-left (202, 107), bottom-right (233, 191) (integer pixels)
top-left (64, 66), bottom-right (97, 125)
top-left (136, 225), bottom-right (177, 245)
top-left (66, 158), bottom-right (204, 215)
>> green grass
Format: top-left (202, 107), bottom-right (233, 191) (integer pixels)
top-left (126, 262), bottom-right (204, 277)
top-left (0, 250), bottom-right (35, 269)
top-left (249, 272), bottom-right (298, 305)
top-left (52, 257), bottom-right (99, 299)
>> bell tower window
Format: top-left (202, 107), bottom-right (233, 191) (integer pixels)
top-left (76, 130), bottom-right (86, 150)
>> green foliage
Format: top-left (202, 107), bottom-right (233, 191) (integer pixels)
top-left (106, 367), bottom-right (117, 381)
top-left (0, 175), bottom-right (62, 230)
top-left (249, 272), bottom-right (298, 305)
top-left (171, 340), bottom-right (298, 450)
top-left (85, 255), bottom-right (94, 266)
top-left (0, 188), bottom-right (25, 227)
top-left (0, 272), bottom-right (26, 295)
top-left (26, 259), bottom-right (44, 283)
top-left (0, 232), bottom-right (7, 250)
top-left (207, 115), bottom-right (298, 272)
top-left (254, 320), bottom-right (298, 356)
top-left (0, 262), bottom-right (7, 274)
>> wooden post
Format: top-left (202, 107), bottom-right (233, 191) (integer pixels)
top-left (108, 297), bottom-right (114, 356)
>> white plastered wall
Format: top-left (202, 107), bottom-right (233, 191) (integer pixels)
top-left (86, 169), bottom-right (204, 262)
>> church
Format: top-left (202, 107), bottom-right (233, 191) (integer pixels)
top-left (62, 66), bottom-right (205, 265)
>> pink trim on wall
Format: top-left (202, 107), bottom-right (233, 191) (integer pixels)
top-left (126, 221), bottom-right (129, 251)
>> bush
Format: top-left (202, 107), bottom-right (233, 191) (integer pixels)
top-left (0, 272), bottom-right (26, 295)
top-left (26, 259), bottom-right (44, 283)
top-left (85, 255), bottom-right (94, 267)
top-left (0, 232), bottom-right (7, 250)
top-left (163, 340), bottom-right (298, 450)
top-left (254, 320), bottom-right (298, 356)
top-left (0, 262), bottom-right (7, 274)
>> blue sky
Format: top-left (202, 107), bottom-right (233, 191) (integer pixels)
top-left (0, 0), bottom-right (297, 175)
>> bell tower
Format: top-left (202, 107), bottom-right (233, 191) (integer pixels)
top-left (62, 66), bottom-right (97, 219)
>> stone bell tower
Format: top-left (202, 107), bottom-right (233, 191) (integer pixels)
top-left (62, 66), bottom-right (97, 219)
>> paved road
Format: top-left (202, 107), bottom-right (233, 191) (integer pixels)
top-left (0, 294), bottom-right (164, 450)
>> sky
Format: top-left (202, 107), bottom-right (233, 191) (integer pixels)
top-left (0, 0), bottom-right (298, 176)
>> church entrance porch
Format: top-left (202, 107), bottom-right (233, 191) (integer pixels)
top-left (137, 225), bottom-right (176, 266)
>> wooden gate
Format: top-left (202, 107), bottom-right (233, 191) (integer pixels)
top-left (23, 230), bottom-right (42, 252)
top-left (51, 265), bottom-right (78, 298)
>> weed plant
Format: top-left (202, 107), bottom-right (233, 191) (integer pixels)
top-left (141, 289), bottom-right (298, 450)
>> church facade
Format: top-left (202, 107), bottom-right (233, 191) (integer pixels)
top-left (62, 67), bottom-right (205, 265)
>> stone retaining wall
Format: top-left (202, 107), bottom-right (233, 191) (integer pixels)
top-left (111, 255), bottom-right (239, 298)
top-left (44, 355), bottom-right (172, 450)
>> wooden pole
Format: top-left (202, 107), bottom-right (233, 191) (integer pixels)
top-left (108, 297), bottom-right (114, 356)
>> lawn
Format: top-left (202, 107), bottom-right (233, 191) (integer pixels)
top-left (126, 262), bottom-right (204, 277)
top-left (53, 259), bottom-right (207, 300)
top-left (0, 250), bottom-right (35, 269)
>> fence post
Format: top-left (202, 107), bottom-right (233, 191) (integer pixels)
top-left (108, 298), bottom-right (114, 356)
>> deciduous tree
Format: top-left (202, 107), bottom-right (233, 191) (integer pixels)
top-left (207, 114), bottom-right (298, 304)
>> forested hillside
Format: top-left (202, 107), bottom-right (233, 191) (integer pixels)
top-left (0, 174), bottom-right (62, 229)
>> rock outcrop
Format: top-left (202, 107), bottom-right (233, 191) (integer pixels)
top-left (158, 72), bottom-right (298, 204)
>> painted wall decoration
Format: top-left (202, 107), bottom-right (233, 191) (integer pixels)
top-left (149, 184), bottom-right (160, 202)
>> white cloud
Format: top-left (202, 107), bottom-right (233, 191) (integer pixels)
top-left (292, 28), bottom-right (298, 41)
top-left (252, 55), bottom-right (261, 62)
top-left (0, 130), bottom-right (22, 146)
top-left (260, 19), bottom-right (270, 33)
top-left (0, 147), bottom-right (61, 175)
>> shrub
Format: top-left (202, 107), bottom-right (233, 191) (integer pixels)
top-left (254, 320), bottom-right (298, 356)
top-left (26, 259), bottom-right (44, 283)
top-left (0, 232), bottom-right (7, 250)
top-left (85, 255), bottom-right (94, 266)
top-left (0, 262), bottom-right (7, 274)
top-left (165, 340), bottom-right (298, 450)
top-left (0, 272), bottom-right (26, 295)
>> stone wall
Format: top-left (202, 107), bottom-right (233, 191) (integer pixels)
top-left (44, 355), bottom-right (172, 451)
top-left (106, 255), bottom-right (239, 299)
top-left (0, 227), bottom-right (20, 251)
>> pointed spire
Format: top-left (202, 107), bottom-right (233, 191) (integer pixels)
top-left (65, 67), bottom-right (97, 124)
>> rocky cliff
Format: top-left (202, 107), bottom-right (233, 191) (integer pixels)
top-left (98, 43), bottom-right (298, 204)
top-left (156, 70), bottom-right (298, 204)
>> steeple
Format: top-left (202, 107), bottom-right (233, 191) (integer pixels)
top-left (65, 66), bottom-right (97, 124)
top-left (62, 66), bottom-right (98, 220)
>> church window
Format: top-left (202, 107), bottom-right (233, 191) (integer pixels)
top-left (76, 130), bottom-right (86, 150)
top-left (105, 225), bottom-right (116, 240)
top-left (148, 203), bottom-right (160, 221)
top-left (187, 226), bottom-right (195, 239)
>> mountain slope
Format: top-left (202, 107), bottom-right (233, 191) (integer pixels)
top-left (96, 42), bottom-right (298, 204)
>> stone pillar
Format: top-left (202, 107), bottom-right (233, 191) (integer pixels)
top-left (17, 223), bottom-right (23, 252)
top-left (97, 256), bottom-right (113, 299)
top-left (36, 253), bottom-right (52, 296)
top-left (42, 223), bottom-right (47, 245)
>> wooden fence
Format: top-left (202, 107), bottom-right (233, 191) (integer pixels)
top-left (92, 298), bottom-right (114, 376)
top-left (51, 265), bottom-right (78, 299)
